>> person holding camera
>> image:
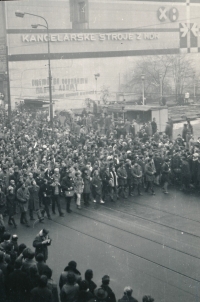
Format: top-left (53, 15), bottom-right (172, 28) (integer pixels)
top-left (33, 229), bottom-right (51, 262)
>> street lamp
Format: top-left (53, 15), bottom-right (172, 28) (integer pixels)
top-left (141, 74), bottom-right (145, 105)
top-left (94, 73), bottom-right (100, 101)
top-left (15, 11), bottom-right (53, 128)
top-left (159, 73), bottom-right (163, 106)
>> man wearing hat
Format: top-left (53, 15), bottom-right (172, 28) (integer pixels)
top-left (118, 286), bottom-right (138, 302)
top-left (100, 275), bottom-right (116, 302)
top-left (33, 229), bottom-right (51, 262)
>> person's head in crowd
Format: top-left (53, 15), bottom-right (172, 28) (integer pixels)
top-left (142, 295), bottom-right (154, 302)
top-left (38, 275), bottom-right (48, 288)
top-left (43, 266), bottom-right (52, 279)
top-left (36, 253), bottom-right (45, 263)
top-left (18, 243), bottom-right (27, 256)
top-left (31, 179), bottom-right (37, 186)
top-left (23, 247), bottom-right (34, 259)
top-left (93, 169), bottom-right (99, 177)
top-left (10, 179), bottom-right (15, 186)
top-left (4, 242), bottom-right (14, 255)
top-left (123, 286), bottom-right (133, 297)
top-left (94, 288), bottom-right (108, 300)
top-left (66, 272), bottom-right (76, 285)
top-left (102, 275), bottom-right (110, 285)
top-left (3, 232), bottom-right (11, 242)
top-left (85, 269), bottom-right (94, 281)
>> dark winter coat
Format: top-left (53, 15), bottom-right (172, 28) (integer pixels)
top-left (28, 185), bottom-right (40, 211)
top-left (161, 162), bottom-right (170, 183)
top-left (131, 165), bottom-right (143, 185)
top-left (77, 290), bottom-right (94, 302)
top-left (60, 283), bottom-right (79, 302)
top-left (33, 234), bottom-right (51, 262)
top-left (6, 193), bottom-right (16, 216)
top-left (7, 269), bottom-right (30, 302)
top-left (83, 175), bottom-right (91, 193)
top-left (17, 187), bottom-right (30, 212)
top-left (91, 175), bottom-right (102, 195)
top-left (118, 295), bottom-right (138, 302)
top-left (0, 192), bottom-right (6, 215)
top-left (101, 284), bottom-right (116, 302)
top-left (30, 286), bottom-right (53, 302)
top-left (59, 268), bottom-right (82, 290)
top-left (117, 167), bottom-right (127, 186)
top-left (145, 162), bottom-right (156, 182)
top-left (61, 176), bottom-right (74, 192)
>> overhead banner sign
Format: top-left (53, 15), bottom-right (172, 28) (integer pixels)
top-left (21, 32), bottom-right (160, 43)
top-left (8, 30), bottom-right (179, 61)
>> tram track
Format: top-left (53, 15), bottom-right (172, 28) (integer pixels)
top-left (50, 216), bottom-right (200, 291)
top-left (72, 207), bottom-right (200, 259)
top-left (99, 202), bottom-right (200, 239)
top-left (115, 198), bottom-right (200, 226)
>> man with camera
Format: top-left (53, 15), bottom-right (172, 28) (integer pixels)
top-left (33, 228), bottom-right (51, 262)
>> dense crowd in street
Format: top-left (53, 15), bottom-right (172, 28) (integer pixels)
top-left (0, 107), bottom-right (198, 227)
top-left (0, 105), bottom-right (199, 301)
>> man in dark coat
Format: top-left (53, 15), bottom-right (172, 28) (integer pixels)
top-left (100, 275), bottom-right (116, 302)
top-left (21, 248), bottom-right (37, 276)
top-left (61, 173), bottom-right (75, 213)
top-left (30, 275), bottom-right (52, 302)
top-left (59, 261), bottom-right (81, 290)
top-left (84, 269), bottom-right (97, 294)
top-left (36, 253), bottom-right (50, 276)
top-left (33, 229), bottom-right (51, 262)
top-left (7, 260), bottom-right (30, 302)
top-left (40, 179), bottom-right (54, 219)
top-left (76, 280), bottom-right (94, 302)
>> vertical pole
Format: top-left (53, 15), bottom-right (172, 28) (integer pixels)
top-left (96, 78), bottom-right (97, 101)
top-left (47, 26), bottom-right (53, 128)
top-left (160, 74), bottom-right (163, 106)
top-left (142, 80), bottom-right (145, 105)
top-left (6, 46), bottom-right (11, 120)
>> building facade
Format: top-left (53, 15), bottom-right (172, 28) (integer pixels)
top-left (1, 0), bottom-right (200, 110)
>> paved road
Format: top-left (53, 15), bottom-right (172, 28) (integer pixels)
top-left (6, 187), bottom-right (200, 302)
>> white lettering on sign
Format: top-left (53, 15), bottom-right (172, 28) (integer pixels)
top-left (144, 33), bottom-right (159, 40)
top-left (21, 33), bottom-right (160, 43)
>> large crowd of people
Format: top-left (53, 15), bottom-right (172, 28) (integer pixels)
top-left (0, 107), bottom-right (198, 227)
top-left (0, 105), bottom-right (199, 301)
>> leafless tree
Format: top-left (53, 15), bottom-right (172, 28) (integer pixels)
top-left (121, 54), bottom-right (196, 103)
